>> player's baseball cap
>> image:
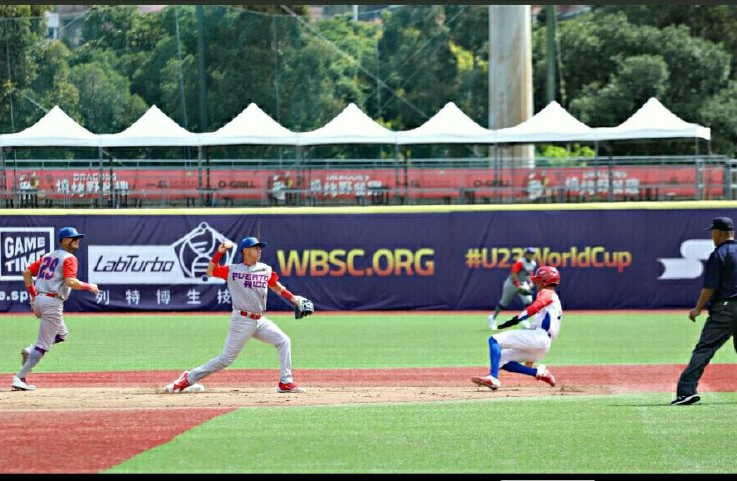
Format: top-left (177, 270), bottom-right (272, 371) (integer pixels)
top-left (706, 217), bottom-right (734, 231)
top-left (58, 226), bottom-right (85, 241)
top-left (524, 247), bottom-right (536, 254)
top-left (238, 236), bottom-right (266, 250)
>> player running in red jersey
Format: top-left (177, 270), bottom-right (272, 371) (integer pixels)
top-left (13, 227), bottom-right (100, 391)
top-left (488, 247), bottom-right (537, 330)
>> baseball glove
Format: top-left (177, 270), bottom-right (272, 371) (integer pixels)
top-left (294, 296), bottom-right (314, 319)
top-left (497, 316), bottom-right (521, 329)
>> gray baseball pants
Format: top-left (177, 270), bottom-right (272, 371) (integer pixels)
top-left (188, 312), bottom-right (294, 384)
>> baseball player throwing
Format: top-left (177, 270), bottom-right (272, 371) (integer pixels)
top-left (13, 227), bottom-right (100, 391)
top-left (472, 265), bottom-right (561, 391)
top-left (164, 236), bottom-right (314, 394)
top-left (488, 247), bottom-right (538, 330)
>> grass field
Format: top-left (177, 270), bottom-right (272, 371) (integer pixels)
top-left (0, 311), bottom-right (726, 372)
top-left (4, 310), bottom-right (736, 474)
top-left (107, 393), bottom-right (737, 474)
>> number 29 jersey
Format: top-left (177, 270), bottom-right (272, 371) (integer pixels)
top-left (29, 249), bottom-right (78, 301)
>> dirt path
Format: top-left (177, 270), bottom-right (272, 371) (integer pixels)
top-left (1, 364), bottom-right (733, 473)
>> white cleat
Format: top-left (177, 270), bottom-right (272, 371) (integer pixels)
top-left (11, 376), bottom-right (36, 391)
top-left (535, 364), bottom-right (556, 387)
top-left (471, 375), bottom-right (501, 391)
top-left (164, 382), bottom-right (205, 393)
top-left (487, 314), bottom-right (498, 330)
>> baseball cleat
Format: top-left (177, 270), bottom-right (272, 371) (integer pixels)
top-left (164, 370), bottom-right (192, 393)
top-left (184, 383), bottom-right (205, 393)
top-left (471, 375), bottom-right (501, 390)
top-left (535, 365), bottom-right (556, 387)
top-left (670, 394), bottom-right (701, 406)
top-left (277, 382), bottom-right (305, 393)
top-left (11, 376), bottom-right (36, 391)
top-left (20, 347), bottom-right (30, 367)
top-left (487, 314), bottom-right (498, 330)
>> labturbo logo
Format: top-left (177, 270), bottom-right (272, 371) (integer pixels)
top-left (0, 228), bottom-right (54, 280)
top-left (88, 222), bottom-right (235, 284)
top-left (657, 239), bottom-right (714, 280)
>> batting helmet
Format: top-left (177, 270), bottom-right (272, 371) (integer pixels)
top-left (58, 226), bottom-right (85, 241)
top-left (530, 265), bottom-right (560, 287)
top-left (238, 236), bottom-right (266, 251)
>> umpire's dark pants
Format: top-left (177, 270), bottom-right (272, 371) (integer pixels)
top-left (676, 299), bottom-right (737, 397)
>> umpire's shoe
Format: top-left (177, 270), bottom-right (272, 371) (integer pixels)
top-left (670, 394), bottom-right (701, 405)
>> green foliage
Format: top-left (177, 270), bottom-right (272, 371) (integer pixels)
top-left (69, 61), bottom-right (147, 133)
top-left (545, 8), bottom-right (733, 154)
top-left (536, 144), bottom-right (595, 166)
top-left (2, 5), bottom-right (737, 156)
top-left (0, 5), bottom-right (51, 132)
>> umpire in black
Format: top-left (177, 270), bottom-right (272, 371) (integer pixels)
top-left (672, 216), bottom-right (737, 405)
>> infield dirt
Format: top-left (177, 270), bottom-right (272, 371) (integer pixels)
top-left (1, 364), bottom-right (733, 473)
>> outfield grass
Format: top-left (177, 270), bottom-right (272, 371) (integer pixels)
top-left (106, 392), bottom-right (737, 474)
top-left (1, 311), bottom-right (730, 373)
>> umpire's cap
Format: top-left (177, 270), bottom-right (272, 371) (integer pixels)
top-left (58, 226), bottom-right (85, 241)
top-left (706, 217), bottom-right (735, 231)
top-left (238, 236), bottom-right (266, 251)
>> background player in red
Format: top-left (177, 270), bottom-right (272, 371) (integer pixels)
top-left (473, 265), bottom-right (561, 391)
top-left (13, 227), bottom-right (100, 391)
top-left (164, 236), bottom-right (314, 394)
top-left (488, 247), bottom-right (537, 329)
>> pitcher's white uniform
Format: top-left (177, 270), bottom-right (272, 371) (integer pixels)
top-left (187, 261), bottom-right (295, 384)
top-left (494, 288), bottom-right (562, 367)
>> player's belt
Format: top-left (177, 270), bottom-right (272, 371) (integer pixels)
top-left (39, 292), bottom-right (58, 298)
top-left (239, 310), bottom-right (262, 320)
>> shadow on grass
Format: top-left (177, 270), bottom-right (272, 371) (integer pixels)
top-left (610, 401), bottom-right (737, 407)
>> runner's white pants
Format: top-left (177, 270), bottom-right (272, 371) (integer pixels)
top-left (493, 328), bottom-right (551, 367)
top-left (188, 311), bottom-right (294, 384)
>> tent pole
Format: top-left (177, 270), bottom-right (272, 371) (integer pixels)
top-left (98, 146), bottom-right (105, 208)
top-left (108, 148), bottom-right (115, 208)
top-left (0, 147), bottom-right (5, 206)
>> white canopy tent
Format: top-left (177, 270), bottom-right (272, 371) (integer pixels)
top-left (297, 103), bottom-right (397, 146)
top-left (395, 102), bottom-right (494, 144)
top-left (0, 106), bottom-right (99, 148)
top-left (98, 105), bottom-right (200, 147)
top-left (494, 101), bottom-right (595, 143)
top-left (589, 97), bottom-right (711, 141)
top-left (199, 103), bottom-right (298, 146)
top-left (0, 99), bottom-right (712, 148)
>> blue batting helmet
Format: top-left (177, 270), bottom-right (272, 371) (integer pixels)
top-left (238, 236), bottom-right (266, 251)
top-left (58, 227), bottom-right (85, 241)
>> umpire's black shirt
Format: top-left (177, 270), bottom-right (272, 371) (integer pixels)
top-left (703, 239), bottom-right (737, 302)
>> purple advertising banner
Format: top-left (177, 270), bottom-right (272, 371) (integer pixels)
top-left (0, 208), bottom-right (733, 313)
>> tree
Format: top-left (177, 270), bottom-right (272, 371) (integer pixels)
top-left (377, 6), bottom-right (458, 129)
top-left (543, 9), bottom-right (732, 154)
top-left (22, 40), bottom-right (80, 123)
top-left (0, 5), bottom-right (51, 132)
top-left (69, 62), bottom-right (146, 133)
